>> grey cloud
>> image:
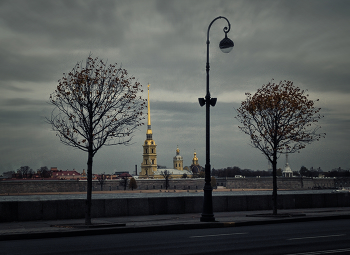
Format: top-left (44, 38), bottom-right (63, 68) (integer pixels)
top-left (0, 0), bottom-right (349, 174)
top-left (0, 50), bottom-right (62, 82)
top-left (152, 101), bottom-right (200, 114)
top-left (1, 98), bottom-right (47, 107)
top-left (0, 0), bottom-right (126, 48)
top-left (1, 83), bottom-right (33, 92)
top-left (0, 0), bottom-right (132, 83)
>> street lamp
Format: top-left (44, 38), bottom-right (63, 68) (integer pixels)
top-left (199, 16), bottom-right (234, 222)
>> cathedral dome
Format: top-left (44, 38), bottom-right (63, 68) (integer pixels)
top-left (190, 150), bottom-right (203, 174)
top-left (192, 152), bottom-right (198, 163)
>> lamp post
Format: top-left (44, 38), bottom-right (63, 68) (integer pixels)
top-left (199, 16), bottom-right (234, 222)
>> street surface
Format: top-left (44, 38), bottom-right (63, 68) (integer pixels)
top-left (1, 219), bottom-right (350, 255)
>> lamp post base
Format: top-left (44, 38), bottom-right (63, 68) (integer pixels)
top-left (200, 184), bottom-right (215, 222)
top-left (200, 215), bottom-right (215, 222)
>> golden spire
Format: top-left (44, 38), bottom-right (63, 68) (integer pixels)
top-left (147, 84), bottom-right (151, 127)
top-left (146, 84), bottom-right (152, 138)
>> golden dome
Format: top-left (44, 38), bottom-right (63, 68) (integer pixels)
top-left (192, 150), bottom-right (199, 165)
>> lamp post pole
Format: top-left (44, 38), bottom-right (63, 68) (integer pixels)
top-left (199, 16), bottom-right (234, 222)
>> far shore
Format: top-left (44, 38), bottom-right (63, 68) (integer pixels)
top-left (0, 188), bottom-right (277, 196)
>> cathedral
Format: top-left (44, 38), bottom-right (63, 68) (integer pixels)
top-left (139, 84), bottom-right (195, 179)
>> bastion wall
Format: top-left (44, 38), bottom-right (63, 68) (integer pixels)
top-left (0, 177), bottom-right (342, 194)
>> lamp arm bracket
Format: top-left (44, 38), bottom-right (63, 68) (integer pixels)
top-left (207, 16), bottom-right (231, 43)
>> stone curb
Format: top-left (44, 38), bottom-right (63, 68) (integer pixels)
top-left (1, 214), bottom-right (349, 241)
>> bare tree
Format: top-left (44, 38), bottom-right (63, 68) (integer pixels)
top-left (236, 80), bottom-right (325, 215)
top-left (128, 177), bottom-right (137, 190)
top-left (161, 170), bottom-right (171, 190)
top-left (47, 55), bottom-right (146, 224)
top-left (3, 171), bottom-right (15, 179)
top-left (17, 166), bottom-right (34, 178)
top-left (211, 176), bottom-right (217, 189)
top-left (97, 173), bottom-right (106, 191)
top-left (38, 166), bottom-right (51, 178)
top-left (120, 177), bottom-right (129, 190)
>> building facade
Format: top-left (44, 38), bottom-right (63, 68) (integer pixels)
top-left (283, 153), bottom-right (293, 177)
top-left (173, 147), bottom-right (183, 170)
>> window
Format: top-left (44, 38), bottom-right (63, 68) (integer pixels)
top-left (152, 149), bottom-right (154, 153)
top-left (145, 159), bottom-right (148, 164)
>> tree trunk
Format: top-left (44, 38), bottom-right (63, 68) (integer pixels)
top-left (85, 149), bottom-right (93, 225)
top-left (272, 154), bottom-right (278, 215)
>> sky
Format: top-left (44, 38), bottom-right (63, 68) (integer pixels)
top-left (0, 0), bottom-right (349, 175)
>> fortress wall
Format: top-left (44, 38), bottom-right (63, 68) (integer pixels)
top-left (224, 177), bottom-right (335, 190)
top-left (0, 177), bottom-right (338, 194)
top-left (1, 193), bottom-right (349, 222)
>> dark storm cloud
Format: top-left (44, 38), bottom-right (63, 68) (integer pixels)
top-left (0, 51), bottom-right (61, 82)
top-left (2, 83), bottom-right (33, 92)
top-left (0, 0), bottom-right (129, 83)
top-left (0, 0), bottom-right (126, 47)
top-left (1, 98), bottom-right (46, 107)
top-left (0, 0), bottom-right (349, 174)
top-left (0, 99), bottom-right (49, 127)
top-left (220, 0), bottom-right (350, 93)
top-left (152, 101), bottom-right (199, 114)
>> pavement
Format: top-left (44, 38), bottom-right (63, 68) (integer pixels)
top-left (1, 207), bottom-right (350, 241)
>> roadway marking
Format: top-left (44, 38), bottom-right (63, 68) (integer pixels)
top-left (190, 232), bottom-right (247, 238)
top-left (285, 248), bottom-right (350, 255)
top-left (287, 234), bottom-right (346, 241)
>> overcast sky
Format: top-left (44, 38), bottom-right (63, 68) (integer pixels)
top-left (0, 0), bottom-right (349, 175)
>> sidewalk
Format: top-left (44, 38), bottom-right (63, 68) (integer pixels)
top-left (1, 207), bottom-right (349, 241)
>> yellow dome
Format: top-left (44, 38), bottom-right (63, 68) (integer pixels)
top-left (192, 150), bottom-right (199, 165)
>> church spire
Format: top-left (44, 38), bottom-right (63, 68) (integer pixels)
top-left (140, 83), bottom-right (157, 177)
top-left (147, 84), bottom-right (151, 127)
top-left (146, 84), bottom-right (152, 140)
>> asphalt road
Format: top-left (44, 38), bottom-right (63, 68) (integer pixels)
top-left (1, 219), bottom-right (350, 255)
